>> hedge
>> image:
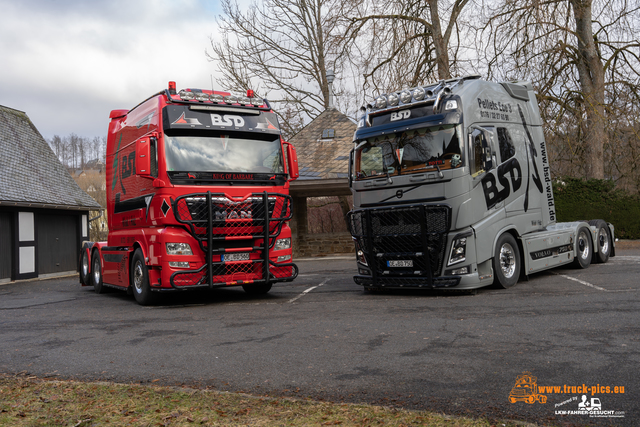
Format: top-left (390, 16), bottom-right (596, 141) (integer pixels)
top-left (552, 178), bottom-right (640, 239)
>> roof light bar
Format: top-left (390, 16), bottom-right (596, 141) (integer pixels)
top-left (174, 86), bottom-right (268, 106)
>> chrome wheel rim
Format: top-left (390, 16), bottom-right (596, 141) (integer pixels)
top-left (133, 261), bottom-right (144, 294)
top-left (92, 256), bottom-right (100, 285)
top-left (82, 252), bottom-right (89, 277)
top-left (598, 227), bottom-right (609, 255)
top-left (578, 230), bottom-right (590, 260)
top-left (499, 243), bottom-right (516, 279)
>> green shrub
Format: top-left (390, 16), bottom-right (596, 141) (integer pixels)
top-left (553, 178), bottom-right (640, 239)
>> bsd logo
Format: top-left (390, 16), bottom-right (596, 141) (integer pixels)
top-left (390, 110), bottom-right (411, 122)
top-left (211, 114), bottom-right (245, 127)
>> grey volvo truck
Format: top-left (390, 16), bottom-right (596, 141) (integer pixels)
top-left (348, 76), bottom-right (614, 290)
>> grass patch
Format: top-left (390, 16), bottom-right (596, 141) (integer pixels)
top-left (0, 373), bottom-right (526, 426)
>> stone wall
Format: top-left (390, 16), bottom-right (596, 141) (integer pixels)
top-left (294, 232), bottom-right (354, 257)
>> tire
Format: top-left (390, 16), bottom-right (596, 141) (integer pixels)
top-left (91, 250), bottom-right (105, 294)
top-left (493, 233), bottom-right (521, 289)
top-left (589, 219), bottom-right (611, 264)
top-left (79, 249), bottom-right (90, 286)
top-left (538, 395), bottom-right (547, 404)
top-left (242, 282), bottom-right (272, 295)
top-left (131, 249), bottom-right (157, 306)
top-left (572, 226), bottom-right (592, 269)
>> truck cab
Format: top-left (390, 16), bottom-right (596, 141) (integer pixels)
top-left (79, 82), bottom-right (299, 304)
top-left (348, 76), bottom-right (614, 290)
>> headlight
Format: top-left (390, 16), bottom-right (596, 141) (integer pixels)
top-left (238, 96), bottom-right (251, 104)
top-left (224, 95), bottom-right (239, 104)
top-left (448, 235), bottom-right (468, 265)
top-left (400, 90), bottom-right (412, 104)
top-left (277, 254), bottom-right (292, 262)
top-left (412, 87), bottom-right (425, 101)
top-left (251, 97), bottom-right (264, 106)
top-left (274, 238), bottom-right (291, 251)
top-left (194, 92), bottom-right (210, 102)
top-left (179, 90), bottom-right (195, 101)
top-left (166, 242), bottom-right (193, 255)
top-left (375, 95), bottom-right (387, 109)
top-left (210, 94), bottom-right (224, 103)
top-left (387, 93), bottom-right (399, 106)
top-left (447, 266), bottom-right (469, 275)
top-left (169, 261), bottom-right (190, 268)
top-left (445, 100), bottom-right (458, 110)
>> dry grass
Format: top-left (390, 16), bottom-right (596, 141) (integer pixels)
top-left (0, 373), bottom-right (524, 426)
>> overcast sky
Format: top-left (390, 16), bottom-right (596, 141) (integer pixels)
top-left (0, 0), bottom-right (225, 141)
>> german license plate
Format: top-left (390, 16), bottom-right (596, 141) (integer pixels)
top-left (387, 260), bottom-right (413, 268)
top-left (223, 252), bottom-right (250, 262)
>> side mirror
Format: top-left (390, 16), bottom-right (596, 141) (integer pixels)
top-left (285, 143), bottom-right (299, 180)
top-left (137, 137), bottom-right (151, 177)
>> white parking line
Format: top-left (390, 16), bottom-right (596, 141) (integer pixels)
top-left (288, 278), bottom-right (330, 303)
top-left (610, 256), bottom-right (640, 262)
top-left (552, 272), bottom-right (608, 292)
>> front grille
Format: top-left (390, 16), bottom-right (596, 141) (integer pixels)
top-left (174, 193), bottom-right (291, 252)
top-left (349, 203), bottom-right (451, 287)
top-left (170, 192), bottom-right (296, 289)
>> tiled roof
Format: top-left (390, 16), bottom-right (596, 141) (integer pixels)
top-left (0, 105), bottom-right (101, 210)
top-left (289, 108), bottom-right (355, 180)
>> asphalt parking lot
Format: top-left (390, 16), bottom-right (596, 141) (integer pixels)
top-left (1, 247), bottom-right (638, 426)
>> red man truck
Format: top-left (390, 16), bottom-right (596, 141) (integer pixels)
top-left (78, 82), bottom-right (299, 305)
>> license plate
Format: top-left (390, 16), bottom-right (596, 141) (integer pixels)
top-left (387, 260), bottom-right (413, 268)
top-left (223, 252), bottom-right (250, 262)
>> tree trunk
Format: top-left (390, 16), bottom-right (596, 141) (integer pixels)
top-left (427, 0), bottom-right (451, 80)
top-left (570, 0), bottom-right (606, 179)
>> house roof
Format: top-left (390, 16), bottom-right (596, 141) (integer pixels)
top-left (0, 105), bottom-right (102, 210)
top-left (288, 108), bottom-right (355, 181)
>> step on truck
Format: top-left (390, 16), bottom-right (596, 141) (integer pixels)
top-left (348, 75), bottom-right (614, 290)
top-left (79, 82), bottom-right (300, 305)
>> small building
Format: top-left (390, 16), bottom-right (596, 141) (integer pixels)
top-left (288, 107), bottom-right (356, 256)
top-left (0, 105), bottom-right (101, 282)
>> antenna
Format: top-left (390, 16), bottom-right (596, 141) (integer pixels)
top-left (210, 75), bottom-right (214, 92)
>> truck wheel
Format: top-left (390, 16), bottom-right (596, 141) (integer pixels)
top-left (80, 249), bottom-right (90, 286)
top-left (131, 249), bottom-right (157, 306)
top-left (493, 233), bottom-right (521, 289)
top-left (242, 283), bottom-right (272, 295)
top-left (91, 250), bottom-right (105, 294)
top-left (572, 226), bottom-right (592, 269)
top-left (589, 219), bottom-right (611, 264)
top-left (538, 395), bottom-right (547, 404)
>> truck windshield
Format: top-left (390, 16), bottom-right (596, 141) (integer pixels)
top-left (354, 124), bottom-right (463, 180)
top-left (164, 134), bottom-right (284, 174)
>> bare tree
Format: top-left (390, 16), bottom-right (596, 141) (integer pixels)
top-left (344, 0), bottom-right (472, 94)
top-left (481, 0), bottom-right (640, 182)
top-left (208, 0), bottom-right (353, 128)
